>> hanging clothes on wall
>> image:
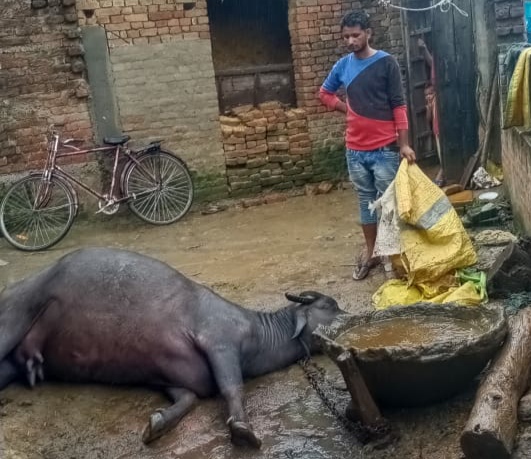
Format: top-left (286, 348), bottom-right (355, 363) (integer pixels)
top-left (504, 46), bottom-right (531, 128)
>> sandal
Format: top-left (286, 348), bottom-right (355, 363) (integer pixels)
top-left (352, 257), bottom-right (380, 281)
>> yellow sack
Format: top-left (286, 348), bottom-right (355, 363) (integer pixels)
top-left (430, 281), bottom-right (485, 306)
top-left (373, 279), bottom-right (484, 310)
top-left (372, 280), bottom-right (423, 310)
top-left (395, 161), bottom-right (477, 286)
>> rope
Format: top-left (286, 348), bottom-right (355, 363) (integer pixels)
top-left (378, 0), bottom-right (469, 18)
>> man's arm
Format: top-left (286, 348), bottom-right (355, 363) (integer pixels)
top-left (395, 105), bottom-right (416, 163)
top-left (418, 39), bottom-right (433, 68)
top-left (388, 58), bottom-right (416, 163)
top-left (319, 60), bottom-right (347, 114)
top-left (319, 88), bottom-right (347, 113)
top-left (397, 130), bottom-right (416, 163)
top-left (426, 101), bottom-right (433, 123)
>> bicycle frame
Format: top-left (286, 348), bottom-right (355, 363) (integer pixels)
top-left (43, 130), bottom-right (162, 205)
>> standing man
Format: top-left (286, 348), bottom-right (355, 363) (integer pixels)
top-left (319, 10), bottom-right (416, 281)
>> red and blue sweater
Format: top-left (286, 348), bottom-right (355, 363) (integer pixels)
top-left (319, 50), bottom-right (408, 151)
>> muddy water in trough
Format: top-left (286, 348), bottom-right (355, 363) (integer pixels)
top-left (336, 317), bottom-right (484, 349)
top-left (0, 191), bottom-right (501, 459)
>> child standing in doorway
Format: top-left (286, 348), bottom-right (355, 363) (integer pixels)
top-left (419, 38), bottom-right (445, 187)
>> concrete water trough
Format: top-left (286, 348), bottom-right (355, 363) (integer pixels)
top-left (313, 303), bottom-right (507, 409)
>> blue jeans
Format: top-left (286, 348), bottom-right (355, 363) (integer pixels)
top-left (346, 147), bottom-right (400, 224)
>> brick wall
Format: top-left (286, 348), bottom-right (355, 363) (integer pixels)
top-left (0, 0), bottom-right (92, 175)
top-left (77, 0), bottom-right (209, 47)
top-left (79, 0), bottom-right (227, 201)
top-left (110, 42), bottom-right (226, 196)
top-left (495, 0), bottom-right (525, 44)
top-left (2, 0), bottom-right (408, 203)
top-left (495, 0), bottom-right (530, 233)
top-left (502, 127), bottom-right (531, 234)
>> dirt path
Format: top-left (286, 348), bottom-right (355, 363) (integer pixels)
top-left (0, 190), bottom-right (487, 459)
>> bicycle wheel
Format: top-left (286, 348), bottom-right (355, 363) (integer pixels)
top-left (0, 174), bottom-right (77, 251)
top-left (122, 150), bottom-right (194, 225)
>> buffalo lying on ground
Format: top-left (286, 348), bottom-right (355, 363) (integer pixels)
top-left (0, 247), bottom-right (345, 447)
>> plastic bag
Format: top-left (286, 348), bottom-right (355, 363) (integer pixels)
top-left (370, 178), bottom-right (401, 258)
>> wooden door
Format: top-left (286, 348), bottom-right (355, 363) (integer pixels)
top-left (401, 0), bottom-right (435, 162)
top-left (400, 0), bottom-right (478, 180)
top-left (431, 0), bottom-right (478, 181)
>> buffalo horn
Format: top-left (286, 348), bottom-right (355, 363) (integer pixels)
top-left (285, 292), bottom-right (315, 305)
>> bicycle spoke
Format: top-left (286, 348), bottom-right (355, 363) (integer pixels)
top-left (125, 152), bottom-right (193, 224)
top-left (134, 191), bottom-right (158, 219)
top-left (1, 176), bottom-right (75, 251)
top-left (160, 189), bottom-right (190, 210)
top-left (5, 188), bottom-right (32, 210)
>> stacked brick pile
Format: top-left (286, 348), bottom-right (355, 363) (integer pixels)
top-left (77, 0), bottom-right (209, 47)
top-left (220, 102), bottom-right (314, 197)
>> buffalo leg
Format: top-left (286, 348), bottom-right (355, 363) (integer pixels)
top-left (0, 359), bottom-right (18, 390)
top-left (207, 350), bottom-right (261, 449)
top-left (142, 387), bottom-right (197, 444)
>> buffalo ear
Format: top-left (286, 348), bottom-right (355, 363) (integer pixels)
top-left (291, 308), bottom-right (308, 339)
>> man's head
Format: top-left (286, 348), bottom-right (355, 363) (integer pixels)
top-left (340, 11), bottom-right (372, 55)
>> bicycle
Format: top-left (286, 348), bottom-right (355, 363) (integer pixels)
top-left (0, 126), bottom-right (194, 251)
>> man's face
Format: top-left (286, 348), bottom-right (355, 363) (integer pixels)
top-left (342, 25), bottom-right (371, 54)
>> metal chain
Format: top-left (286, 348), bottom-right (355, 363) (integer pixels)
top-left (299, 358), bottom-right (392, 443)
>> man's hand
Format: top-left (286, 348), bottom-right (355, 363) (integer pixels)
top-left (335, 100), bottom-right (347, 114)
top-left (417, 38), bottom-right (426, 49)
top-left (400, 145), bottom-right (416, 163)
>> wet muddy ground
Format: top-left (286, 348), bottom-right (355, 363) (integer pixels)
top-left (0, 190), bottom-right (528, 459)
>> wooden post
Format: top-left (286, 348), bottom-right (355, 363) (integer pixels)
top-left (460, 308), bottom-right (531, 459)
top-left (336, 350), bottom-right (383, 427)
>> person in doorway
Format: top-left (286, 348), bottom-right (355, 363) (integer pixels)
top-left (424, 81), bottom-right (444, 185)
top-left (319, 10), bottom-right (416, 281)
top-left (418, 38), bottom-right (445, 187)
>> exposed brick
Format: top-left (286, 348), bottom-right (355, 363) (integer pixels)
top-left (502, 129), bottom-right (531, 234)
top-left (0, 0), bottom-right (91, 176)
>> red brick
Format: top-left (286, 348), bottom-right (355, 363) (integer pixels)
top-left (148, 11), bottom-right (173, 21)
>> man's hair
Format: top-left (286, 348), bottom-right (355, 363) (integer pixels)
top-left (340, 11), bottom-right (370, 30)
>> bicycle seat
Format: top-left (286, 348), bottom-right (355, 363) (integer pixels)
top-left (103, 135), bottom-right (130, 145)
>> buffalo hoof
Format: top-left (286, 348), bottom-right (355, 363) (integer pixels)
top-left (142, 411), bottom-right (166, 444)
top-left (229, 420), bottom-right (262, 449)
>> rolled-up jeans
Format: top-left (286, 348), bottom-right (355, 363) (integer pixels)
top-left (346, 147), bottom-right (400, 225)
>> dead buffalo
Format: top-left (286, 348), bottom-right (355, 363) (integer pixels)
top-left (0, 247), bottom-right (345, 448)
